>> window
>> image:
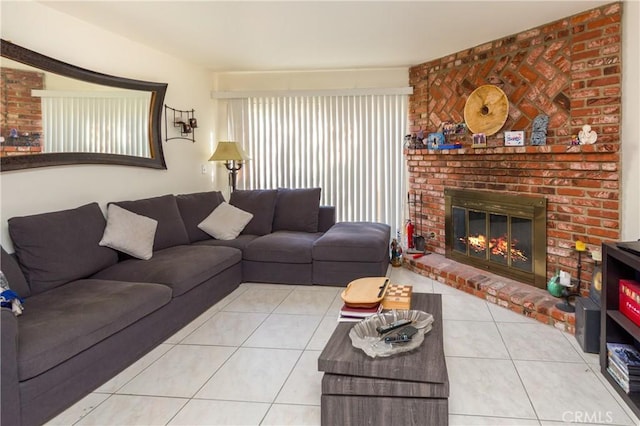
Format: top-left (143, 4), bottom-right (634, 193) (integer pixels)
top-left (226, 93), bottom-right (407, 232)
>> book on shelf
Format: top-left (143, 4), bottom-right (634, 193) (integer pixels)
top-left (608, 355), bottom-right (640, 383)
top-left (381, 284), bottom-right (413, 310)
top-left (607, 343), bottom-right (640, 376)
top-left (338, 303), bottom-right (382, 322)
top-left (619, 279), bottom-right (640, 327)
top-left (607, 364), bottom-right (640, 394)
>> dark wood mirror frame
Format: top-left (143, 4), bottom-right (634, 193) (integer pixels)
top-left (0, 39), bottom-right (168, 171)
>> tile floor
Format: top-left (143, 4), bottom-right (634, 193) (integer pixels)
top-left (48, 267), bottom-right (640, 426)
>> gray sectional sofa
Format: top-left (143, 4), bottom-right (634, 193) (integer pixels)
top-left (0, 188), bottom-right (390, 425)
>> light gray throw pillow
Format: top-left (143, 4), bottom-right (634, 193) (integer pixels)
top-left (99, 204), bottom-right (158, 260)
top-left (198, 202), bottom-right (253, 240)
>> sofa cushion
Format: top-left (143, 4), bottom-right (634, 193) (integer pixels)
top-left (1, 246), bottom-right (31, 298)
top-left (8, 203), bottom-right (119, 295)
top-left (229, 189), bottom-right (278, 235)
top-left (17, 279), bottom-right (172, 381)
top-left (112, 194), bottom-right (189, 251)
top-left (198, 202), bottom-right (253, 240)
top-left (99, 204), bottom-right (158, 260)
top-left (176, 191), bottom-right (225, 243)
top-left (244, 231), bottom-right (323, 264)
top-left (312, 222), bottom-right (391, 262)
top-left (272, 188), bottom-right (321, 233)
top-left (193, 234), bottom-right (259, 251)
top-left (92, 245), bottom-right (242, 297)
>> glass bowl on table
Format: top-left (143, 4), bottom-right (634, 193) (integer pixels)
top-left (349, 309), bottom-right (434, 358)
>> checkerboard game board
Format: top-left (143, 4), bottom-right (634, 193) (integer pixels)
top-left (382, 284), bottom-right (413, 310)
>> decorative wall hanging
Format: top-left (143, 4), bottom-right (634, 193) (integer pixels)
top-left (463, 85), bottom-right (509, 136)
top-left (165, 105), bottom-right (197, 143)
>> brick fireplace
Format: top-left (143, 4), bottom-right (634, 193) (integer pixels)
top-left (404, 3), bottom-right (622, 332)
top-left (445, 188), bottom-right (547, 288)
top-left (0, 67), bottom-right (44, 157)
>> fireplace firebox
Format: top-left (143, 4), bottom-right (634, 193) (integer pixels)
top-left (444, 189), bottom-right (547, 288)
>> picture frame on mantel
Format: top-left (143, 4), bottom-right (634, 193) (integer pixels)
top-left (472, 133), bottom-right (486, 148)
top-left (504, 131), bottom-right (525, 146)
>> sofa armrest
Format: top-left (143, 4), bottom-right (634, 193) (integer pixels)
top-left (318, 206), bottom-right (336, 233)
top-left (1, 307), bottom-right (20, 426)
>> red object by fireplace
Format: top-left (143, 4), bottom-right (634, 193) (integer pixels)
top-left (407, 220), bottom-right (414, 249)
top-left (620, 279), bottom-right (640, 327)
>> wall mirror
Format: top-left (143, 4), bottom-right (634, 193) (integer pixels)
top-left (0, 39), bottom-right (167, 171)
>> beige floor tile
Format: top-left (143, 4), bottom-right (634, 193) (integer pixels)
top-left (168, 399), bottom-right (270, 425)
top-left (76, 395), bottom-right (186, 426)
top-left (307, 316), bottom-right (340, 350)
top-left (275, 289), bottom-right (337, 315)
top-left (181, 311), bottom-right (268, 346)
top-left (276, 350), bottom-right (323, 405)
top-left (498, 322), bottom-right (583, 362)
top-left (45, 393), bottom-right (110, 426)
top-left (444, 320), bottom-right (510, 359)
top-left (443, 293), bottom-right (493, 321)
top-left (243, 313), bottom-right (322, 349)
top-left (447, 356), bottom-right (536, 419)
top-left (223, 287), bottom-right (292, 313)
top-left (515, 360), bottom-right (634, 425)
top-left (95, 343), bottom-right (173, 393)
top-left (196, 347), bottom-right (301, 403)
top-left (262, 404), bottom-right (321, 425)
top-left (118, 345), bottom-right (235, 398)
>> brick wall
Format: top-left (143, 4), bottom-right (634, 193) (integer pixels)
top-left (407, 2), bottom-right (622, 294)
top-left (0, 67), bottom-right (44, 157)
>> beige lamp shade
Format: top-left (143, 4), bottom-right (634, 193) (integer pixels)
top-left (208, 141), bottom-right (250, 162)
top-left (464, 85), bottom-right (509, 136)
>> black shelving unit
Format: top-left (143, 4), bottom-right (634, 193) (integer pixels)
top-left (600, 242), bottom-right (640, 418)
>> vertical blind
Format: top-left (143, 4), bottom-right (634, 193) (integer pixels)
top-left (227, 94), bottom-right (407, 233)
top-left (34, 90), bottom-right (151, 156)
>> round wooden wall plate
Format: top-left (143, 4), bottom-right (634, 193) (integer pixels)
top-left (464, 85), bottom-right (509, 136)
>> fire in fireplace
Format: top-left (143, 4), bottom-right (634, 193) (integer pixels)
top-left (445, 189), bottom-right (547, 288)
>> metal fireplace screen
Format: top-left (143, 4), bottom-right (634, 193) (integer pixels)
top-left (445, 189), bottom-right (546, 288)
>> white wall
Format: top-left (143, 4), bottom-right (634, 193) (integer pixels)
top-left (214, 68), bottom-right (409, 92)
top-left (621, 0), bottom-right (640, 240)
top-left (0, 1), bottom-right (225, 250)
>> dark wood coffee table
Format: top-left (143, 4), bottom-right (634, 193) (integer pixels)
top-left (317, 293), bottom-right (448, 426)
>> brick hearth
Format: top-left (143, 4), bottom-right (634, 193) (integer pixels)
top-left (403, 255), bottom-right (576, 333)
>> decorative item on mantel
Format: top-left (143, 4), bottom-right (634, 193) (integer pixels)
top-left (404, 131), bottom-right (425, 149)
top-left (165, 105), bottom-right (197, 143)
top-left (578, 124), bottom-right (598, 145)
top-left (530, 114), bottom-right (549, 146)
top-left (442, 121), bottom-right (467, 143)
top-left (504, 131), bottom-right (525, 147)
top-left (472, 133), bottom-right (487, 148)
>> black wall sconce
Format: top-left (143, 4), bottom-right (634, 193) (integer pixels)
top-left (165, 105), bottom-right (197, 143)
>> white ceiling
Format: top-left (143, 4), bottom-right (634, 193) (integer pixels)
top-left (40, 1), bottom-right (611, 72)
